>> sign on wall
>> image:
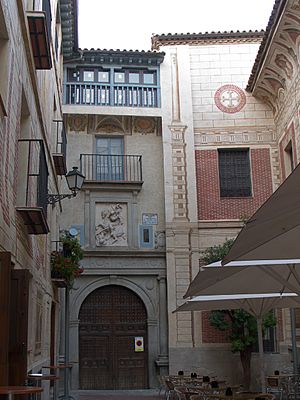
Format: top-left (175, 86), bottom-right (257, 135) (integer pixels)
top-left (134, 337), bottom-right (144, 352)
top-left (142, 213), bottom-right (158, 225)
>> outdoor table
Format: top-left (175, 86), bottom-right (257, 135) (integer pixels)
top-left (267, 374), bottom-right (300, 399)
top-left (27, 373), bottom-right (59, 383)
top-left (0, 385), bottom-right (43, 400)
top-left (27, 374), bottom-right (60, 400)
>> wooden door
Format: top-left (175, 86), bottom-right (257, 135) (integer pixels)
top-left (9, 269), bottom-right (30, 385)
top-left (0, 252), bottom-right (11, 385)
top-left (79, 285), bottom-right (148, 389)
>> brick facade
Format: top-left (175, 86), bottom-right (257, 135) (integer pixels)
top-left (202, 311), bottom-right (231, 343)
top-left (196, 148), bottom-right (273, 220)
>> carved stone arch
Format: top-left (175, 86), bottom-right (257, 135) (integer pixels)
top-left (70, 276), bottom-right (156, 321)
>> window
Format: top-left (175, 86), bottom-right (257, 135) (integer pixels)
top-left (143, 73), bottom-right (154, 84)
top-left (218, 148), bottom-right (251, 197)
top-left (96, 137), bottom-right (124, 181)
top-left (114, 72), bottom-right (125, 83)
top-left (98, 71), bottom-right (109, 83)
top-left (284, 141), bottom-right (294, 176)
top-left (83, 71), bottom-right (94, 82)
top-left (139, 225), bottom-right (153, 248)
top-left (129, 72), bottom-right (140, 84)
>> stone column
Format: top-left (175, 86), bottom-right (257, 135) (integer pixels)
top-left (156, 276), bottom-right (169, 375)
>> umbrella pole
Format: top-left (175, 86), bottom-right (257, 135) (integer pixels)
top-left (257, 317), bottom-right (266, 392)
top-left (290, 308), bottom-right (299, 374)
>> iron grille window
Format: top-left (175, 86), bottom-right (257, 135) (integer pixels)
top-left (218, 148), bottom-right (251, 197)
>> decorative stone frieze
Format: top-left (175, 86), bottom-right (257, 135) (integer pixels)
top-left (194, 127), bottom-right (275, 147)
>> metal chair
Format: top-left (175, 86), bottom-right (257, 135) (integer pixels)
top-left (266, 377), bottom-right (283, 400)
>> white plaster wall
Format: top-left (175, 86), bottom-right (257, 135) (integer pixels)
top-left (189, 43), bottom-right (274, 129)
top-left (63, 128), bottom-right (166, 238)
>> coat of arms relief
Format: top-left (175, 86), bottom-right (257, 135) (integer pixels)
top-left (95, 203), bottom-right (127, 246)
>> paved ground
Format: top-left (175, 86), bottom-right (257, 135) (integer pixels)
top-left (77, 389), bottom-right (161, 400)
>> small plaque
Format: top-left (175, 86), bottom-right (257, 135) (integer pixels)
top-left (142, 213), bottom-right (158, 225)
top-left (135, 337), bottom-right (144, 352)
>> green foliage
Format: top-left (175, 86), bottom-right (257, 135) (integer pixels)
top-left (202, 238), bottom-right (235, 264)
top-left (204, 239), bottom-right (277, 353)
top-left (209, 309), bottom-right (276, 353)
top-left (51, 234), bottom-right (84, 288)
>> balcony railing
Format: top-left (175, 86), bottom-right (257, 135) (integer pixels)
top-left (80, 154), bottom-right (143, 183)
top-left (64, 83), bottom-right (159, 108)
top-left (16, 139), bottom-right (49, 234)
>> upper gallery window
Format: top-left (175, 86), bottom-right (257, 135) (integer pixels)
top-left (98, 71), bottom-right (109, 83)
top-left (83, 71), bottom-right (94, 82)
top-left (218, 148), bottom-right (252, 197)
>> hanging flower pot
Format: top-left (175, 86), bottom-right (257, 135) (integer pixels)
top-left (51, 234), bottom-right (84, 289)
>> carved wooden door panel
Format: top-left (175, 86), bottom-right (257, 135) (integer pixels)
top-left (79, 285), bottom-right (148, 389)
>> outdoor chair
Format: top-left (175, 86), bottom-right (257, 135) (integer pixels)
top-left (266, 377), bottom-right (283, 400)
top-left (164, 377), bottom-right (176, 400)
top-left (174, 386), bottom-right (187, 400)
top-left (190, 396), bottom-right (206, 400)
top-left (158, 375), bottom-right (167, 398)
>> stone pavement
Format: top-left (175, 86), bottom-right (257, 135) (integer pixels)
top-left (77, 389), bottom-right (160, 400)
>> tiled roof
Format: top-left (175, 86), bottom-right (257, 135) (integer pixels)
top-left (64, 48), bottom-right (165, 65)
top-left (246, 0), bottom-right (287, 91)
top-left (151, 30), bottom-right (265, 49)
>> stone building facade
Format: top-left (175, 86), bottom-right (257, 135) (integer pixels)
top-left (31, 0), bottom-right (300, 391)
top-left (0, 0), bottom-right (78, 397)
top-left (151, 0), bottom-right (300, 387)
top-left (61, 49), bottom-right (168, 389)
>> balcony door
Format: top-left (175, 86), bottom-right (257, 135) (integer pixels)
top-left (96, 137), bottom-right (124, 181)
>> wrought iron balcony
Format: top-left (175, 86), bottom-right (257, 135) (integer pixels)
top-left (16, 139), bottom-right (49, 234)
top-left (52, 120), bottom-right (67, 175)
top-left (80, 154), bottom-right (143, 184)
top-left (64, 82), bottom-right (159, 108)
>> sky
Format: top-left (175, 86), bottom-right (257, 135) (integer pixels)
top-left (78, 0), bottom-right (275, 51)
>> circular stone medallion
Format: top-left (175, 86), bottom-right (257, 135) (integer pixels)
top-left (214, 84), bottom-right (246, 114)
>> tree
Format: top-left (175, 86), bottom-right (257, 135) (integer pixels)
top-left (202, 239), bottom-right (276, 389)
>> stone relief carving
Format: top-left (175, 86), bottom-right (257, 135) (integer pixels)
top-left (95, 203), bottom-right (127, 246)
top-left (155, 231), bottom-right (166, 250)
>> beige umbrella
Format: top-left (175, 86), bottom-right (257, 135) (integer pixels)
top-left (184, 259), bottom-right (300, 298)
top-left (222, 163), bottom-right (300, 265)
top-left (175, 292), bottom-right (300, 392)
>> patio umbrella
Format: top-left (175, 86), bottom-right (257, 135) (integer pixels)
top-left (175, 292), bottom-right (300, 392)
top-left (222, 163), bottom-right (300, 265)
top-left (184, 259), bottom-right (300, 298)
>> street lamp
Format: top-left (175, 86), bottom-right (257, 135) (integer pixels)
top-left (47, 167), bottom-right (85, 205)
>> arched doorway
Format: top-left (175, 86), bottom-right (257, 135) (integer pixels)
top-left (79, 285), bottom-right (148, 389)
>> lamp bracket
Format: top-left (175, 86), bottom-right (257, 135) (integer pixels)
top-left (47, 192), bottom-right (76, 205)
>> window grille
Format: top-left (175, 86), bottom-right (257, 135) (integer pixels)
top-left (218, 148), bottom-right (251, 197)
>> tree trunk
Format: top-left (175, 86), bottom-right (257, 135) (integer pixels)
top-left (240, 347), bottom-right (252, 389)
